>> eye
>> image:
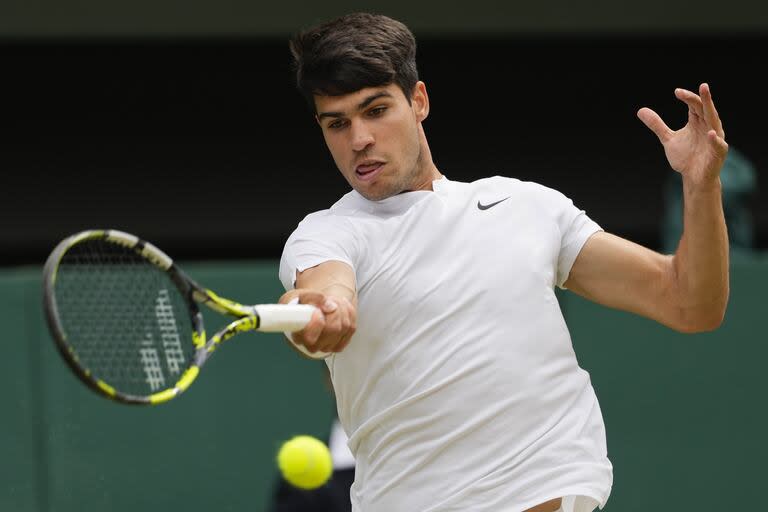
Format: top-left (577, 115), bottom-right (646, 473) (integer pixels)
top-left (368, 106), bottom-right (387, 117)
top-left (328, 119), bottom-right (348, 130)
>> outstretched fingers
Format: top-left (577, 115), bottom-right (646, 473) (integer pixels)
top-left (638, 84), bottom-right (729, 178)
top-left (675, 85), bottom-right (725, 140)
top-left (675, 87), bottom-right (704, 119)
top-left (699, 83), bottom-right (725, 140)
top-left (640, 84), bottom-right (727, 146)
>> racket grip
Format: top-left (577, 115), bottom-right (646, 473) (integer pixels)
top-left (254, 304), bottom-right (317, 332)
top-left (274, 298), bottom-right (332, 360)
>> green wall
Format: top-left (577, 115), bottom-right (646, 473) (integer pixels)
top-left (560, 257), bottom-right (768, 511)
top-left (2, 258), bottom-right (766, 511)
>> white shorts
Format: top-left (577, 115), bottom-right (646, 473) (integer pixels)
top-left (556, 495), bottom-right (600, 512)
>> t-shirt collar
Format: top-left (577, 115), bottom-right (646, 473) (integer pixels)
top-left (352, 176), bottom-right (449, 215)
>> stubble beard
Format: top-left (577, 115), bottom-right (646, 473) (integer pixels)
top-left (359, 145), bottom-right (425, 202)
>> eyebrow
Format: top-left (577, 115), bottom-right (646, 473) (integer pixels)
top-left (317, 91), bottom-right (394, 121)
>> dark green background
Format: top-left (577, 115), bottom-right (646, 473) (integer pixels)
top-left (2, 258), bottom-right (766, 511)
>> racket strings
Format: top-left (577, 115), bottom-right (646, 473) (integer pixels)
top-left (54, 239), bottom-right (196, 397)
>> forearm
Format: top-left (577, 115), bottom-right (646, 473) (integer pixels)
top-left (671, 177), bottom-right (729, 328)
top-left (280, 282), bottom-right (356, 304)
top-left (280, 260), bottom-right (357, 305)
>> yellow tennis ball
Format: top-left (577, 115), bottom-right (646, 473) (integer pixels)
top-left (277, 435), bottom-right (333, 490)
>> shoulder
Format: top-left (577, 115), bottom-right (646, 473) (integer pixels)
top-left (291, 191), bottom-right (361, 233)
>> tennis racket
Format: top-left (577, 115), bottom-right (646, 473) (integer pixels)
top-left (42, 229), bottom-right (326, 405)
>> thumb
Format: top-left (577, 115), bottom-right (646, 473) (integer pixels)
top-left (637, 107), bottom-right (672, 143)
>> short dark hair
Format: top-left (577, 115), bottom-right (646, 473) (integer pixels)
top-left (289, 12), bottom-right (419, 111)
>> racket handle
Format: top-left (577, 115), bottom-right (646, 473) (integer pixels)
top-left (270, 298), bottom-right (332, 360)
top-left (254, 304), bottom-right (317, 332)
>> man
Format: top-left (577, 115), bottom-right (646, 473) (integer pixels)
top-left (278, 12), bottom-right (728, 512)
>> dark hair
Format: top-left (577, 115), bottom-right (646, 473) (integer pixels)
top-left (289, 12), bottom-right (419, 111)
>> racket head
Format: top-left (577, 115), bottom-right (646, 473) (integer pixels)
top-left (42, 230), bottom-right (205, 405)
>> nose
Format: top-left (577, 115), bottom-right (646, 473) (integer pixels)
top-left (350, 119), bottom-right (374, 152)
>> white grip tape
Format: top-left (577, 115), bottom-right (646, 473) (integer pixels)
top-left (280, 298), bottom-right (332, 360)
top-left (253, 303), bottom-right (316, 332)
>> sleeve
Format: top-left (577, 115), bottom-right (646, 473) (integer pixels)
top-left (553, 193), bottom-right (602, 289)
top-left (278, 212), bottom-right (359, 291)
top-left (525, 182), bottom-right (602, 289)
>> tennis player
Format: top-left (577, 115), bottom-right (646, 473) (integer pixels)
top-left (278, 12), bottom-right (729, 512)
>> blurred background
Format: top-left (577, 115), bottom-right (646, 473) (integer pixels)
top-left (1, 1), bottom-right (767, 511)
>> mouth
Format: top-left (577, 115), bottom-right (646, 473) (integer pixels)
top-left (355, 161), bottom-right (385, 182)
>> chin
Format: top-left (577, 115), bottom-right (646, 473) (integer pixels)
top-left (356, 185), bottom-right (397, 202)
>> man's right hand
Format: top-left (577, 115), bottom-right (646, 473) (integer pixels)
top-left (281, 289), bottom-right (357, 355)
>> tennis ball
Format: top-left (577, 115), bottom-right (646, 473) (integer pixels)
top-left (277, 435), bottom-right (333, 490)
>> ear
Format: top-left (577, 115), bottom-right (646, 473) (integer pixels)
top-left (411, 81), bottom-right (430, 122)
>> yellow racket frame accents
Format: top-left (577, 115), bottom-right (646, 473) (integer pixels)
top-left (43, 229), bottom-right (312, 405)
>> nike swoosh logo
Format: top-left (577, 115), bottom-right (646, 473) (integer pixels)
top-left (477, 197), bottom-right (511, 210)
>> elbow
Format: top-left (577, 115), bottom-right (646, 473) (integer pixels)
top-left (673, 298), bottom-right (729, 334)
top-left (676, 312), bottom-right (725, 334)
top-left (704, 301), bottom-right (729, 331)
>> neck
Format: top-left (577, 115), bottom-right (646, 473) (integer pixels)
top-left (411, 123), bottom-right (442, 191)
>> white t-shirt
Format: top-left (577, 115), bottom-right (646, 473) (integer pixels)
top-left (279, 176), bottom-right (613, 511)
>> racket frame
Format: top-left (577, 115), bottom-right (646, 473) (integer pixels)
top-left (42, 229), bottom-right (303, 405)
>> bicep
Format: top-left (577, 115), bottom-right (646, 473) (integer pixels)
top-left (564, 231), bottom-right (680, 329)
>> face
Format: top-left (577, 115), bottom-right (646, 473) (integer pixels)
top-left (315, 82), bottom-right (430, 201)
